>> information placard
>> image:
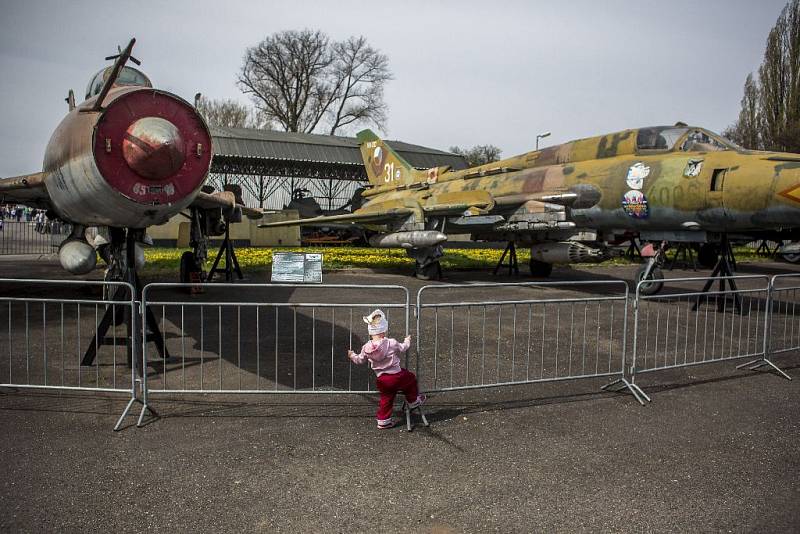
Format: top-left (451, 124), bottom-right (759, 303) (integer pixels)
top-left (271, 252), bottom-right (323, 283)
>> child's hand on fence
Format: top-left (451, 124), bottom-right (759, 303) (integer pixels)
top-left (347, 350), bottom-right (356, 359)
top-left (404, 335), bottom-right (412, 345)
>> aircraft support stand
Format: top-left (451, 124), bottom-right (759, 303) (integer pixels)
top-left (493, 241), bottom-right (519, 276)
top-left (667, 242), bottom-right (697, 271)
top-left (207, 223), bottom-right (243, 282)
top-left (755, 239), bottom-right (779, 257)
top-left (624, 239), bottom-right (641, 259)
top-left (83, 229), bottom-right (170, 369)
top-left (691, 234), bottom-right (741, 313)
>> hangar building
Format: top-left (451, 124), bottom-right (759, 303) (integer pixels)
top-left (206, 126), bottom-right (468, 210)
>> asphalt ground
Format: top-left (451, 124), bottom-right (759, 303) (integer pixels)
top-left (0, 256), bottom-right (799, 532)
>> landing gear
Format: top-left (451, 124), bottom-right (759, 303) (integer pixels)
top-left (529, 259), bottom-right (553, 277)
top-left (179, 250), bottom-right (201, 285)
top-left (698, 243), bottom-right (719, 269)
top-left (415, 260), bottom-right (442, 281)
top-left (408, 245), bottom-right (444, 281)
top-left (635, 240), bottom-right (667, 295)
top-left (635, 263), bottom-right (664, 295)
top-left (780, 241), bottom-right (800, 264)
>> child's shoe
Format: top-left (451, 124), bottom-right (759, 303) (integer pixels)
top-left (407, 394), bottom-right (426, 409)
top-left (377, 417), bottom-right (398, 429)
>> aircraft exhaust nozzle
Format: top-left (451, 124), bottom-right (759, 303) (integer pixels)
top-left (530, 242), bottom-right (606, 264)
top-left (369, 231), bottom-right (448, 249)
top-left (58, 239), bottom-right (97, 275)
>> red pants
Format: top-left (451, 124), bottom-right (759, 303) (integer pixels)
top-left (375, 369), bottom-right (419, 422)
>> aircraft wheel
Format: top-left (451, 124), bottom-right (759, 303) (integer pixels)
top-left (635, 264), bottom-right (664, 296)
top-left (415, 261), bottom-right (442, 281)
top-left (529, 259), bottom-right (553, 277)
top-left (697, 243), bottom-right (719, 269)
top-left (180, 251), bottom-right (201, 285)
top-left (782, 252), bottom-right (800, 264)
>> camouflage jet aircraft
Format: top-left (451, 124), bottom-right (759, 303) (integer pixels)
top-left (261, 124), bottom-right (800, 287)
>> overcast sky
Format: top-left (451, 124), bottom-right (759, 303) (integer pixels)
top-left (0, 0), bottom-right (788, 176)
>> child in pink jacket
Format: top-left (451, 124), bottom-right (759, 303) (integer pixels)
top-left (347, 309), bottom-right (425, 429)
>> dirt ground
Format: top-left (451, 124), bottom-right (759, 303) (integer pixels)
top-left (0, 256), bottom-right (799, 533)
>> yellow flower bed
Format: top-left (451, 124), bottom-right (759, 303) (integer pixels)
top-left (143, 246), bottom-right (535, 273)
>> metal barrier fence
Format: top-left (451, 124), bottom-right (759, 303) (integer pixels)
top-left (2, 274), bottom-right (799, 429)
top-left (0, 221), bottom-right (71, 255)
top-left (414, 281), bottom-right (631, 394)
top-left (759, 274), bottom-right (800, 378)
top-left (630, 275), bottom-right (774, 395)
top-left (0, 279), bottom-right (139, 430)
top-left (138, 283), bottom-right (409, 423)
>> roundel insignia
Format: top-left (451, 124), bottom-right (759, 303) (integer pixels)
top-left (622, 189), bottom-right (649, 219)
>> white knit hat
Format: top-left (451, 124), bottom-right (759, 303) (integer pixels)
top-left (363, 309), bottom-right (388, 335)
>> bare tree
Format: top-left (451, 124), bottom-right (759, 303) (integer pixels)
top-left (723, 74), bottom-right (761, 149)
top-left (237, 30), bottom-right (391, 135)
top-left (449, 145), bottom-right (503, 167)
top-left (195, 96), bottom-right (267, 129)
top-left (327, 36), bottom-right (391, 134)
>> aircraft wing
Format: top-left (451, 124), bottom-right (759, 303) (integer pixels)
top-left (0, 172), bottom-right (51, 207)
top-left (190, 190), bottom-right (263, 219)
top-left (259, 208), bottom-right (415, 228)
top-left (259, 191), bottom-right (497, 228)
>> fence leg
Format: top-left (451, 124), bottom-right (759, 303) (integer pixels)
top-left (114, 395), bottom-right (158, 431)
top-left (601, 377), bottom-right (650, 405)
top-left (402, 400), bottom-right (430, 432)
top-left (735, 358), bottom-right (792, 381)
top-left (738, 277), bottom-right (793, 381)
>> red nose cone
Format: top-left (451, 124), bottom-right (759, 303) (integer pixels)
top-left (122, 117), bottom-right (186, 180)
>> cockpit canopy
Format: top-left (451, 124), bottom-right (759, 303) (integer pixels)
top-left (85, 66), bottom-right (152, 100)
top-left (636, 126), bottom-right (737, 153)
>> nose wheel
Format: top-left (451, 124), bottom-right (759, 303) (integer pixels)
top-left (634, 263), bottom-right (664, 295)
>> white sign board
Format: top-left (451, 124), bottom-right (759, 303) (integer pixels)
top-left (271, 252), bottom-right (323, 283)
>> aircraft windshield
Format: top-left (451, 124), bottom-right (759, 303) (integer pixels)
top-left (679, 129), bottom-right (735, 152)
top-left (636, 127), bottom-right (689, 151)
top-left (85, 66), bottom-right (152, 100)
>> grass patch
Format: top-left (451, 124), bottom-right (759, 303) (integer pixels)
top-left (143, 244), bottom-right (772, 277)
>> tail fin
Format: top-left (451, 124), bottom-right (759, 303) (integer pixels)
top-left (357, 129), bottom-right (419, 187)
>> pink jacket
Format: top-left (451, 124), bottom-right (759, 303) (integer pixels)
top-left (348, 337), bottom-right (410, 377)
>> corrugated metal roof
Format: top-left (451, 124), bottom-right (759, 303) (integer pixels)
top-left (210, 125), bottom-right (468, 170)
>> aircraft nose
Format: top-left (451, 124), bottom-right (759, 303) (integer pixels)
top-left (122, 117), bottom-right (186, 180)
